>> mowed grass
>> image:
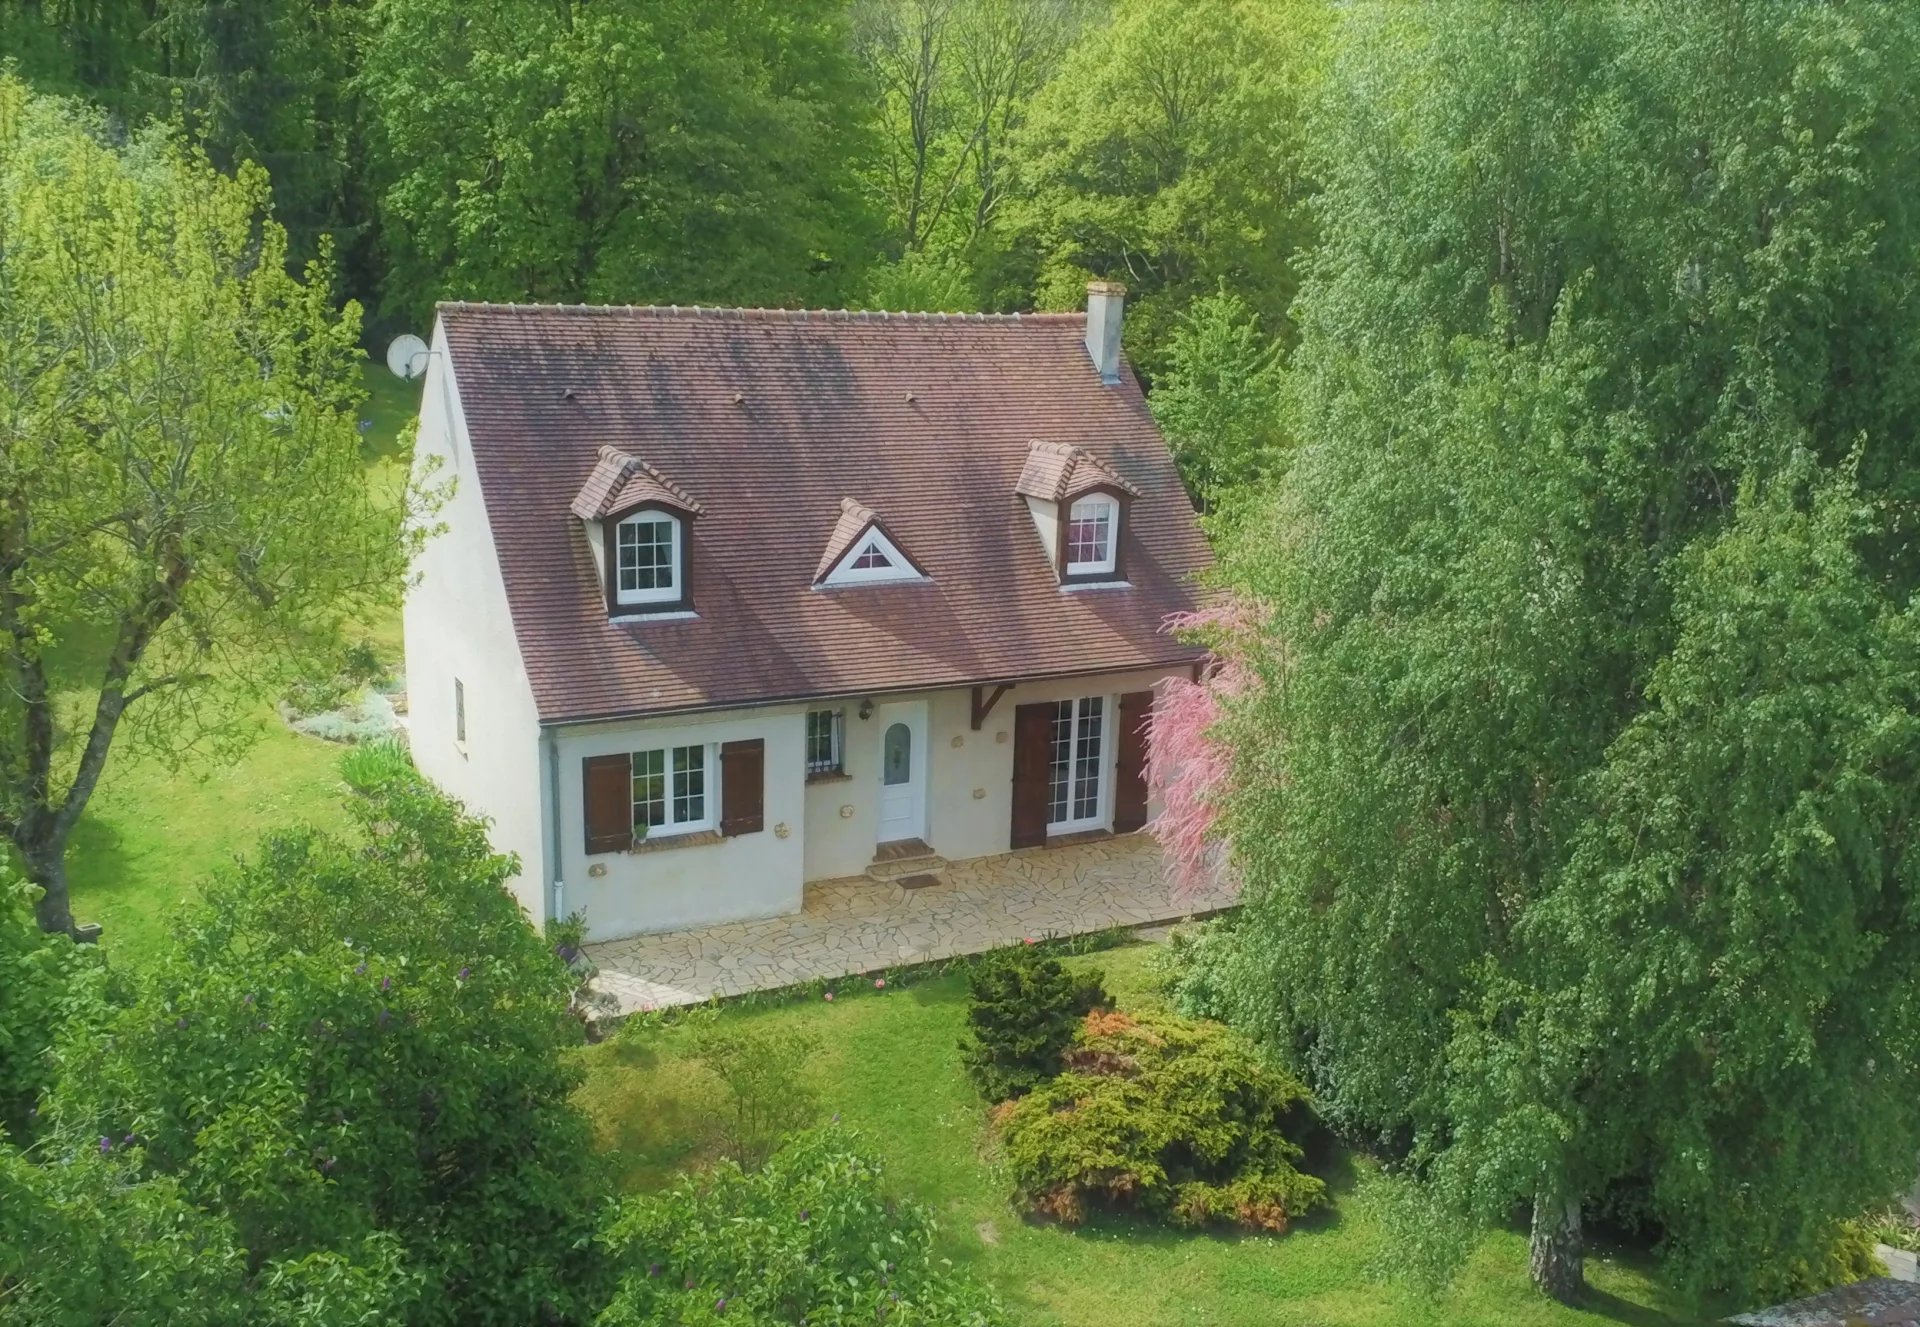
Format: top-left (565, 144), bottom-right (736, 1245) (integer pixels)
top-left (574, 946), bottom-right (1715, 1327)
top-left (65, 361), bottom-right (421, 961)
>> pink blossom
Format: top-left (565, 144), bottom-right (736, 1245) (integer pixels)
top-left (1148, 602), bottom-right (1259, 898)
top-left (873, 978), bottom-right (886, 989)
top-left (823, 991), bottom-right (835, 1002)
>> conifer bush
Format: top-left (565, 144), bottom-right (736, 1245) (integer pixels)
top-left (959, 945), bottom-right (1108, 1102)
top-left (994, 1009), bottom-right (1326, 1233)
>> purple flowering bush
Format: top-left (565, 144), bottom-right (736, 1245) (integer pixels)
top-left (30, 746), bottom-right (606, 1325)
top-left (598, 1126), bottom-right (1002, 1327)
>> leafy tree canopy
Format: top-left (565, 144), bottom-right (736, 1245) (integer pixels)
top-left (1004, 0), bottom-right (1326, 376)
top-left (358, 0), bottom-right (884, 327)
top-left (1148, 289), bottom-right (1286, 515)
top-left (0, 76), bottom-right (410, 935)
top-left (9, 746), bottom-right (605, 1325)
top-left (1201, 0), bottom-right (1920, 1302)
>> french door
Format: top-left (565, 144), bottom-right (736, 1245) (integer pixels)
top-left (1046, 696), bottom-right (1107, 832)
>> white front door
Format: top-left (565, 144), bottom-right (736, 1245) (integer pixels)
top-left (874, 700), bottom-right (928, 844)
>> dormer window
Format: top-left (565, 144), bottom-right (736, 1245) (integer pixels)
top-left (571, 445), bottom-right (703, 619)
top-left (1014, 441), bottom-right (1138, 587)
top-left (616, 511), bottom-right (682, 605)
top-left (1065, 495), bottom-right (1118, 576)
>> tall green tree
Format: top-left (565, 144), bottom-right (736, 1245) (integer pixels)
top-left (0, 77), bottom-right (407, 936)
top-left (25, 746), bottom-right (604, 1325)
top-left (1004, 0), bottom-right (1325, 375)
top-left (146, 0), bottom-right (377, 282)
top-left (360, 0), bottom-right (883, 327)
top-left (0, 0), bottom-right (161, 117)
top-left (853, 0), bottom-right (1087, 259)
top-left (1148, 289), bottom-right (1284, 514)
top-left (1201, 0), bottom-right (1920, 1302)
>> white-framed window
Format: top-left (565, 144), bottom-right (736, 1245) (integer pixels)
top-left (805, 709), bottom-right (843, 775)
top-left (615, 511), bottom-right (682, 605)
top-left (1064, 496), bottom-right (1118, 576)
top-left (454, 677), bottom-right (466, 746)
top-left (1047, 696), bottom-right (1106, 831)
top-left (631, 743), bottom-right (712, 836)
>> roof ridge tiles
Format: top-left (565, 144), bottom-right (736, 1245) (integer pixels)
top-left (435, 298), bottom-right (1082, 323)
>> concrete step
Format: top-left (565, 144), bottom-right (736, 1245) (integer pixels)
top-left (866, 853), bottom-right (948, 884)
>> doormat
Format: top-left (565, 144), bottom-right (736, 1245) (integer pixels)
top-left (897, 873), bottom-right (943, 891)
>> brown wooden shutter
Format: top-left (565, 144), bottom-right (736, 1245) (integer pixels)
top-left (719, 739), bottom-right (765, 836)
top-left (1010, 702), bottom-right (1054, 849)
top-left (582, 753), bottom-right (633, 854)
top-left (1113, 690), bottom-right (1154, 833)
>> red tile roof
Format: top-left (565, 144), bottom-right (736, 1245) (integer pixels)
top-left (1015, 440), bottom-right (1142, 503)
top-left (569, 444), bottom-right (704, 521)
top-left (438, 302), bottom-right (1213, 724)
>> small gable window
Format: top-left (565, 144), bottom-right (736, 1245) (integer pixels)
top-left (849, 542), bottom-right (893, 572)
top-left (615, 512), bottom-right (681, 605)
top-left (818, 519), bottom-right (925, 587)
top-left (1065, 495), bottom-right (1118, 576)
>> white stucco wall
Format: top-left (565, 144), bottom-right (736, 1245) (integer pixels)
top-left (552, 667), bottom-right (1179, 942)
top-left (1024, 495), bottom-right (1060, 566)
top-left (920, 667), bottom-right (1175, 863)
top-left (554, 709), bottom-right (809, 940)
top-left (804, 717), bottom-right (879, 882)
top-left (402, 321), bottom-right (551, 927)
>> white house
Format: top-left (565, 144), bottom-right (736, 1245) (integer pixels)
top-left (403, 282), bottom-right (1213, 942)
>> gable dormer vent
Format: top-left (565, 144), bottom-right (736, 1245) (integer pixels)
top-left (571, 445), bottom-right (703, 616)
top-left (814, 497), bottom-right (927, 588)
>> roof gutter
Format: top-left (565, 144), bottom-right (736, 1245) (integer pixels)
top-left (532, 652), bottom-right (1205, 734)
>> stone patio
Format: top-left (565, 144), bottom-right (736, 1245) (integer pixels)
top-left (584, 831), bottom-right (1235, 1015)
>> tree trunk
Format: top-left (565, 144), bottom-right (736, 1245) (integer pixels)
top-left (25, 834), bottom-right (75, 937)
top-left (1529, 1190), bottom-right (1585, 1302)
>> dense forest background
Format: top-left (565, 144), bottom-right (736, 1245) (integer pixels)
top-left (0, 0), bottom-right (1318, 378)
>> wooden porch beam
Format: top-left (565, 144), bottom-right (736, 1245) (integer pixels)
top-left (970, 682), bottom-right (1014, 730)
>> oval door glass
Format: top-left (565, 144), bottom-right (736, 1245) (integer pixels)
top-left (883, 723), bottom-right (911, 785)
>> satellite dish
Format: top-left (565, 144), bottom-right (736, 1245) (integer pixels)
top-left (385, 333), bottom-right (429, 381)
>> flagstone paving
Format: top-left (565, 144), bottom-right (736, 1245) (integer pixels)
top-left (584, 832), bottom-right (1236, 1015)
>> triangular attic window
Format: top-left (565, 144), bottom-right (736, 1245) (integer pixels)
top-left (820, 523), bottom-right (925, 586)
top-left (850, 541), bottom-right (893, 571)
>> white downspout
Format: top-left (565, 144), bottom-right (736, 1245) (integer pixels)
top-left (544, 726), bottom-right (565, 923)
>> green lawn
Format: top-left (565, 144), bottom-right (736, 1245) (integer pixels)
top-left (575, 946), bottom-right (1715, 1327)
top-left (66, 361), bottom-right (421, 961)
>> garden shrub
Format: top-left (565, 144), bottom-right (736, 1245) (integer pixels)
top-left (959, 945), bottom-right (1108, 1102)
top-left (994, 1009), bottom-right (1326, 1233)
top-left (1868, 1204), bottom-right (1920, 1253)
top-left (0, 879), bottom-right (104, 1141)
top-left (598, 1125), bottom-right (1004, 1326)
top-left (37, 753), bottom-right (606, 1326)
top-left (1747, 1219), bottom-right (1888, 1306)
top-left (684, 1020), bottom-right (821, 1169)
top-left (289, 687), bottom-right (402, 744)
top-left (1146, 914), bottom-right (1249, 1024)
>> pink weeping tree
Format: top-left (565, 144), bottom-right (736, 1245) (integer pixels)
top-left (1144, 601), bottom-right (1263, 897)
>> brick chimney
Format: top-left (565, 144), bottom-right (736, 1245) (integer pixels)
top-left (1085, 280), bottom-right (1126, 385)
